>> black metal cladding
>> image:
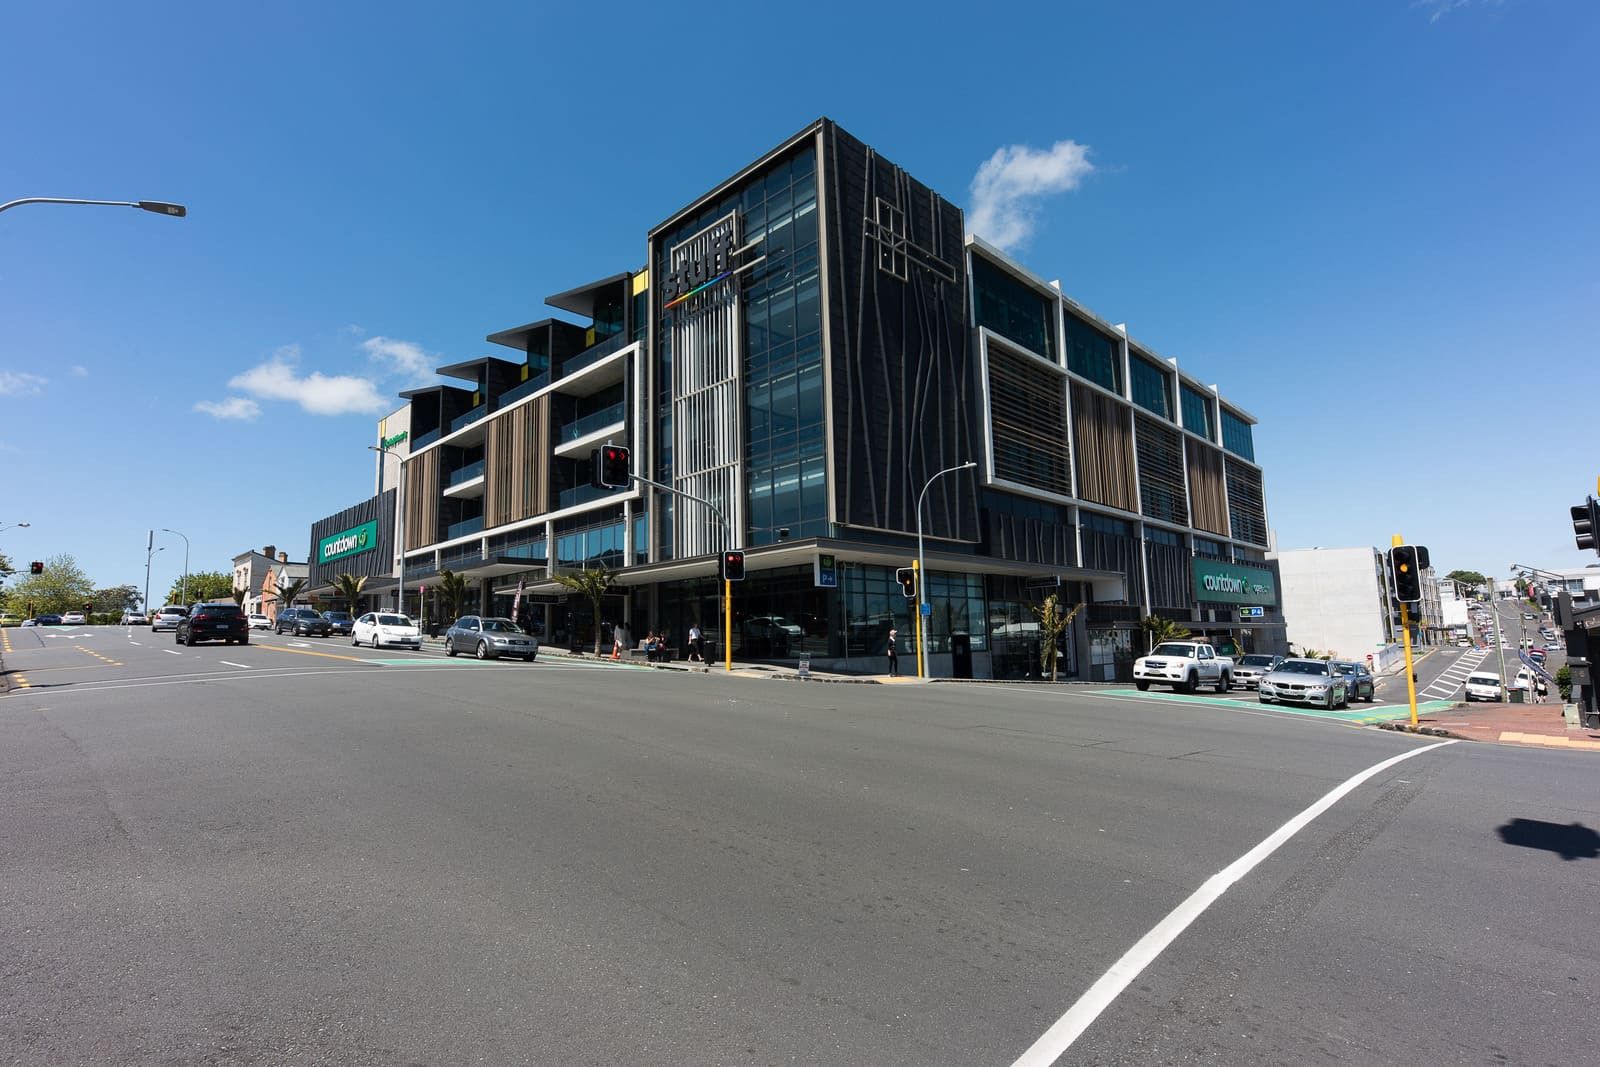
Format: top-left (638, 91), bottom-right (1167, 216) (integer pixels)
top-left (821, 121), bottom-right (977, 542)
top-left (308, 489), bottom-right (397, 588)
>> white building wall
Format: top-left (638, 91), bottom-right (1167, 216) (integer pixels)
top-left (1269, 546), bottom-right (1388, 661)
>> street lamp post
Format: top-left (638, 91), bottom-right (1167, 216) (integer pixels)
top-left (370, 446), bottom-right (407, 618)
top-left (161, 528), bottom-right (190, 605)
top-left (143, 531), bottom-right (164, 612)
top-left (0, 521), bottom-right (30, 534)
top-left (915, 461), bottom-right (977, 679)
top-left (0, 197), bottom-right (186, 217)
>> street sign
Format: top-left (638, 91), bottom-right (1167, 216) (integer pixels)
top-left (814, 553), bottom-right (837, 588)
top-left (921, 603), bottom-right (931, 616)
top-left (1238, 606), bottom-right (1264, 619)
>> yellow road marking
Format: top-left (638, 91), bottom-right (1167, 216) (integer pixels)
top-left (254, 644), bottom-right (372, 664)
top-left (73, 645), bottom-right (123, 667)
top-left (7, 663), bottom-right (117, 674)
top-left (13, 675), bottom-right (29, 688)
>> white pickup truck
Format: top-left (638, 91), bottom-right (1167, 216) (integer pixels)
top-left (1133, 641), bottom-right (1234, 694)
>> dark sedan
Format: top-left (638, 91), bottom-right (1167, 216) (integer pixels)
top-left (1330, 660), bottom-right (1377, 703)
top-left (323, 611), bottom-right (355, 637)
top-left (275, 607), bottom-right (331, 637)
top-left (33, 613), bottom-right (63, 626)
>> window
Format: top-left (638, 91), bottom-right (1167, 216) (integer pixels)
top-left (987, 345), bottom-right (1070, 496)
top-left (1181, 384), bottom-right (1215, 441)
top-left (1129, 354), bottom-right (1171, 418)
top-left (1220, 408), bottom-right (1255, 461)
top-left (972, 256), bottom-right (1055, 360)
top-left (1065, 313), bottom-right (1121, 393)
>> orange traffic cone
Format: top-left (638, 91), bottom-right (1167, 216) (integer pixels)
top-left (611, 641), bottom-right (621, 660)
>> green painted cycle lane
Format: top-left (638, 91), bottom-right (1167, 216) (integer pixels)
top-left (1089, 688), bottom-right (1458, 725)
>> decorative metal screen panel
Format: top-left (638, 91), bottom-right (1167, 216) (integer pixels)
top-left (1186, 438), bottom-right (1228, 537)
top-left (986, 343), bottom-right (1070, 497)
top-left (669, 213), bottom-right (745, 557)
top-left (1071, 383), bottom-right (1138, 513)
top-left (1135, 414), bottom-right (1188, 525)
top-left (1225, 458), bottom-right (1268, 547)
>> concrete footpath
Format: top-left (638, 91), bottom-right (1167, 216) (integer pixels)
top-left (1381, 698), bottom-right (1600, 751)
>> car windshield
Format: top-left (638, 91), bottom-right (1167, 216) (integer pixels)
top-left (481, 618), bottom-right (520, 633)
top-left (1333, 664), bottom-right (1360, 676)
top-left (1150, 644), bottom-right (1195, 657)
top-left (1240, 655), bottom-right (1276, 667)
top-left (327, 612), bottom-right (351, 620)
top-left (378, 614), bottom-right (411, 626)
top-left (1279, 661), bottom-right (1329, 676)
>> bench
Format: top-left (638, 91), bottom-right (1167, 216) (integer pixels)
top-left (625, 643), bottom-right (676, 663)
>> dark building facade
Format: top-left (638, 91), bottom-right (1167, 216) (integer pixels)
top-left (316, 118), bottom-right (1282, 678)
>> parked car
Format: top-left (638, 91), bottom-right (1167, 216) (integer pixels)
top-left (1231, 653), bottom-right (1284, 690)
top-left (247, 613), bottom-right (272, 630)
top-left (1258, 658), bottom-right (1350, 708)
top-left (1464, 672), bottom-right (1503, 701)
top-left (60, 610), bottom-right (87, 626)
top-left (0, 611), bottom-right (18, 626)
top-left (276, 607), bottom-right (331, 637)
top-left (351, 612), bottom-right (422, 650)
top-left (1508, 668), bottom-right (1535, 692)
top-left (151, 606), bottom-right (188, 632)
top-left (1329, 660), bottom-right (1376, 703)
top-left (120, 610), bottom-right (148, 626)
top-left (323, 611), bottom-right (355, 637)
top-left (444, 615), bottom-right (538, 660)
top-left (34, 613), bottom-right (63, 626)
top-left (176, 602), bottom-right (249, 646)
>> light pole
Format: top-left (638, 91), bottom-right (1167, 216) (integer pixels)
top-left (0, 521), bottom-right (29, 534)
top-left (161, 528), bottom-right (190, 605)
top-left (0, 197), bottom-right (186, 217)
top-left (915, 461), bottom-right (977, 679)
top-left (143, 532), bottom-right (164, 612)
top-left (369, 445), bottom-right (407, 618)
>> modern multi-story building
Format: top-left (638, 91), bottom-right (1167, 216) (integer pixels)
top-left (306, 118), bottom-right (1280, 679)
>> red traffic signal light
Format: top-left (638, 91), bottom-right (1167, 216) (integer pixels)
top-left (720, 551), bottom-right (745, 581)
top-left (591, 445), bottom-right (632, 489)
top-left (29, 561), bottom-right (43, 575)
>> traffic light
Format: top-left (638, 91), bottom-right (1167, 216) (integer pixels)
top-left (720, 550), bottom-right (745, 582)
top-left (896, 567), bottom-right (917, 598)
top-left (29, 561), bottom-right (42, 575)
top-left (1574, 497), bottom-right (1599, 554)
top-left (1390, 545), bottom-right (1422, 603)
top-left (590, 445), bottom-right (631, 489)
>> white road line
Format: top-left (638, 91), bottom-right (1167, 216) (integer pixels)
top-left (163, 649), bottom-right (182, 656)
top-left (217, 661), bottom-right (252, 669)
top-left (1009, 738), bottom-right (1458, 1067)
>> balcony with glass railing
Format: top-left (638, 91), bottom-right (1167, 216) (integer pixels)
top-left (412, 427), bottom-right (441, 449)
top-left (447, 459), bottom-right (486, 488)
top-left (445, 515), bottom-right (484, 540)
top-left (558, 483), bottom-right (620, 510)
top-left (449, 404), bottom-right (486, 434)
top-left (496, 370), bottom-right (550, 408)
top-left (560, 402), bottom-right (626, 443)
top-left (559, 331), bottom-right (629, 377)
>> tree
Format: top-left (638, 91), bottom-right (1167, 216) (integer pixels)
top-left (89, 585), bottom-right (142, 614)
top-left (1031, 595), bottom-right (1084, 681)
top-left (165, 570), bottom-right (236, 606)
top-left (332, 573), bottom-right (367, 611)
top-left (1445, 569), bottom-right (1488, 594)
top-left (1140, 614), bottom-right (1192, 653)
top-left (551, 565), bottom-right (617, 656)
top-left (4, 553), bottom-right (95, 615)
top-left (270, 577), bottom-right (309, 610)
top-left (435, 568), bottom-right (469, 623)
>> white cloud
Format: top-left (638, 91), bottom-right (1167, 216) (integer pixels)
top-left (70, 365), bottom-right (89, 377)
top-left (1415, 0), bottom-right (1503, 22)
top-left (362, 336), bottom-right (435, 384)
top-left (0, 370), bottom-right (48, 395)
top-left (228, 352), bottom-right (386, 416)
top-left (194, 396), bottom-right (263, 420)
top-left (967, 139), bottom-right (1095, 251)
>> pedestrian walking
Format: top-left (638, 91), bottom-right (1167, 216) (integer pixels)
top-left (688, 622), bottom-right (703, 662)
top-left (886, 627), bottom-right (899, 677)
top-left (1536, 677), bottom-right (1548, 704)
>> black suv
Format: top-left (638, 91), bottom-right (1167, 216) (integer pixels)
top-left (276, 607), bottom-right (331, 637)
top-left (177, 602), bottom-right (249, 646)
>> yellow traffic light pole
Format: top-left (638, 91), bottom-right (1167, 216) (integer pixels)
top-left (1394, 534), bottom-right (1419, 726)
top-left (724, 578), bottom-right (732, 672)
top-left (913, 560), bottom-right (924, 679)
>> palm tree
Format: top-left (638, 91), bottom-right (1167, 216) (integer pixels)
top-left (1140, 614), bottom-right (1192, 653)
top-left (435, 568), bottom-right (469, 624)
top-left (332, 573), bottom-right (367, 613)
top-left (272, 577), bottom-right (309, 611)
top-left (552, 565), bottom-right (617, 656)
top-left (1031, 594), bottom-right (1084, 681)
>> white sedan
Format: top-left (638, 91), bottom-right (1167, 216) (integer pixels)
top-left (351, 611), bottom-right (422, 650)
top-left (247, 613), bottom-right (272, 630)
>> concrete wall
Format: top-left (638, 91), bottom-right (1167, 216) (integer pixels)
top-left (1270, 546), bottom-right (1387, 660)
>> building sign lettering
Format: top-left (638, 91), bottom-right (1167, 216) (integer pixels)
top-left (319, 520), bottom-right (378, 564)
top-left (1191, 559), bottom-right (1277, 605)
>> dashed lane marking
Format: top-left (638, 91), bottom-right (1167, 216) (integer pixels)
top-left (74, 645), bottom-right (123, 668)
top-left (217, 661), bottom-right (253, 669)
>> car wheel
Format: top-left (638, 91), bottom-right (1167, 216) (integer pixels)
top-left (445, 642), bottom-right (457, 657)
top-left (175, 632), bottom-right (183, 644)
top-left (524, 653), bottom-right (536, 662)
top-left (184, 631), bottom-right (195, 647)
top-left (351, 635), bottom-right (360, 646)
top-left (1178, 673), bottom-right (1196, 694)
top-left (1216, 672), bottom-right (1231, 693)
top-left (476, 640), bottom-right (492, 660)
top-left (1135, 680), bottom-right (1150, 691)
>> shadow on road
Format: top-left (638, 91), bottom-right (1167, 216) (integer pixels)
top-left (1496, 818), bottom-right (1600, 861)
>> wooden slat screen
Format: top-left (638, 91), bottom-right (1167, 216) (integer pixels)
top-left (404, 448), bottom-right (440, 552)
top-left (1224, 458), bottom-right (1268, 547)
top-left (1134, 414), bottom-right (1187, 525)
top-left (485, 397), bottom-right (549, 529)
top-left (1070, 383), bottom-right (1137, 513)
top-left (1186, 438), bottom-right (1228, 536)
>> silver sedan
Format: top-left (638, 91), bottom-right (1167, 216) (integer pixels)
top-left (443, 616), bottom-right (539, 661)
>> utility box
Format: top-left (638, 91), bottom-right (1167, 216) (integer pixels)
top-left (1508, 688), bottom-right (1527, 704)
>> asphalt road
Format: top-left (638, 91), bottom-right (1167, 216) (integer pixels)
top-left (2, 625), bottom-right (1597, 1064)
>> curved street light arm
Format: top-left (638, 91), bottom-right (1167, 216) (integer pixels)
top-left (0, 197), bottom-right (186, 216)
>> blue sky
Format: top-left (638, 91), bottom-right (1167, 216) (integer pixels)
top-left (2, 0), bottom-right (1595, 600)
